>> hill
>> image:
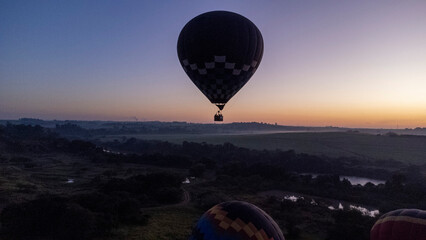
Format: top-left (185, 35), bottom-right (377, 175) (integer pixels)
top-left (102, 132), bottom-right (426, 165)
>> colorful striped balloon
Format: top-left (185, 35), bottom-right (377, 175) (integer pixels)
top-left (371, 209), bottom-right (426, 240)
top-left (189, 201), bottom-right (285, 240)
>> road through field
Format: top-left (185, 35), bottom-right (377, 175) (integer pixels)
top-left (141, 188), bottom-right (190, 211)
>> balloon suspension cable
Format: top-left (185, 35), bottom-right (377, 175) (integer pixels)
top-left (214, 103), bottom-right (224, 122)
top-left (215, 103), bottom-right (225, 111)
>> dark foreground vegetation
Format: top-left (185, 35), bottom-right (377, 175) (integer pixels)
top-left (1, 172), bottom-right (182, 240)
top-left (0, 123), bottom-right (425, 240)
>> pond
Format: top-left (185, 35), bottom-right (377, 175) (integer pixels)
top-left (300, 173), bottom-right (386, 186)
top-left (340, 176), bottom-right (385, 186)
top-left (261, 191), bottom-right (381, 218)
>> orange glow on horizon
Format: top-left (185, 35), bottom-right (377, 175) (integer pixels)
top-left (1, 2), bottom-right (425, 128)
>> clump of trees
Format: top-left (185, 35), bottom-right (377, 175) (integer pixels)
top-left (101, 172), bottom-right (183, 205)
top-left (0, 172), bottom-right (183, 240)
top-left (102, 138), bottom-right (393, 180)
top-left (327, 210), bottom-right (376, 240)
top-left (1, 196), bottom-right (97, 240)
top-left (0, 123), bottom-right (46, 139)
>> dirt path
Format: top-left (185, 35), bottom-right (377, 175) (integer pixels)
top-left (141, 188), bottom-right (191, 210)
top-left (176, 188), bottom-right (190, 206)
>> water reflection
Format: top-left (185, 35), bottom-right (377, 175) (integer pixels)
top-left (300, 173), bottom-right (385, 186)
top-left (340, 176), bottom-right (385, 186)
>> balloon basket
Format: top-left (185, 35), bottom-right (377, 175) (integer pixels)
top-left (214, 111), bottom-right (223, 122)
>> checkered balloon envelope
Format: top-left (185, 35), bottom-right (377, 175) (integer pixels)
top-left (189, 201), bottom-right (285, 240)
top-left (177, 11), bottom-right (264, 115)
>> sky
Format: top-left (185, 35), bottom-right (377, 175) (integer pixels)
top-left (1, 1), bottom-right (425, 128)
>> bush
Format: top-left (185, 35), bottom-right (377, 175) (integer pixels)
top-left (189, 163), bottom-right (206, 177)
top-left (101, 172), bottom-right (183, 206)
top-left (15, 182), bottom-right (37, 193)
top-left (9, 157), bottom-right (31, 163)
top-left (75, 192), bottom-right (148, 226)
top-left (327, 210), bottom-right (375, 240)
top-left (1, 196), bottom-right (95, 240)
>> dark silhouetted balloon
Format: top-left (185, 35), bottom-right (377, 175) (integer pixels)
top-left (189, 201), bottom-right (285, 240)
top-left (177, 11), bottom-right (263, 119)
top-left (371, 209), bottom-right (426, 240)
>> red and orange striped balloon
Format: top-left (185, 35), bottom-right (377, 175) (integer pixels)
top-left (371, 209), bottom-right (426, 240)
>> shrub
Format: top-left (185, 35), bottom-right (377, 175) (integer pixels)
top-left (1, 196), bottom-right (95, 240)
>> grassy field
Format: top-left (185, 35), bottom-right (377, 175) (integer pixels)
top-left (115, 206), bottom-right (202, 240)
top-left (100, 132), bottom-right (426, 165)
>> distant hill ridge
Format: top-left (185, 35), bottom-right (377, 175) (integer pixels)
top-left (0, 118), bottom-right (425, 135)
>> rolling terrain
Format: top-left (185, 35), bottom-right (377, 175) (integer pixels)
top-left (1, 122), bottom-right (426, 240)
top-left (100, 132), bottom-right (426, 165)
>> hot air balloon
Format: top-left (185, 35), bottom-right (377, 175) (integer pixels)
top-left (189, 201), bottom-right (285, 240)
top-left (371, 209), bottom-right (426, 240)
top-left (177, 11), bottom-right (264, 121)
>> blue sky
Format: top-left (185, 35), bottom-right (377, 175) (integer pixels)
top-left (1, 1), bottom-right (425, 127)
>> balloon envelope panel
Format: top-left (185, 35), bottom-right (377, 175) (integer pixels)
top-left (189, 201), bottom-right (285, 240)
top-left (177, 11), bottom-right (263, 105)
top-left (371, 209), bottom-right (426, 240)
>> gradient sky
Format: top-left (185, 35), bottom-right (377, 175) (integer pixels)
top-left (1, 1), bottom-right (425, 128)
